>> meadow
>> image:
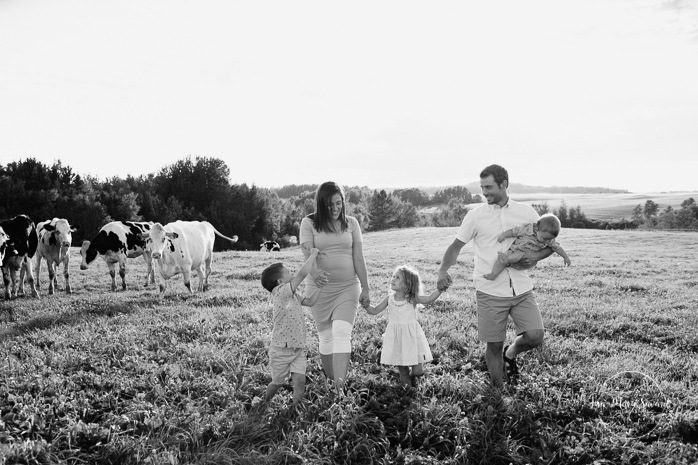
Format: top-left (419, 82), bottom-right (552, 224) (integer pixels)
top-left (1, 227), bottom-right (697, 464)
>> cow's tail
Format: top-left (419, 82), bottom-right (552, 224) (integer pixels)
top-left (211, 225), bottom-right (238, 243)
top-left (28, 222), bottom-right (38, 258)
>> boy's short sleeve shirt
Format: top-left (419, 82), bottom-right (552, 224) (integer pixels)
top-left (455, 200), bottom-right (540, 297)
top-left (270, 283), bottom-right (306, 348)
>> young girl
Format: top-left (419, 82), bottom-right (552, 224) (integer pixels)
top-left (365, 265), bottom-right (442, 386)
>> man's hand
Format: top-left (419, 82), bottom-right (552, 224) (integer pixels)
top-left (437, 272), bottom-right (452, 292)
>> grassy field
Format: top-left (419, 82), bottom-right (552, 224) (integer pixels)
top-left (1, 227), bottom-right (697, 464)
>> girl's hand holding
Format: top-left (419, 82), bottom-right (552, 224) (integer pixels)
top-left (314, 271), bottom-right (329, 287)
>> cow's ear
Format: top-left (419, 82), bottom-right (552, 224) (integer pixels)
top-left (71, 225), bottom-right (80, 231)
top-left (44, 224), bottom-right (55, 231)
top-left (141, 232), bottom-right (150, 239)
top-left (166, 232), bottom-right (179, 239)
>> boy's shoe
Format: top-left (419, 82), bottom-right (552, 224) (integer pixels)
top-left (503, 345), bottom-right (519, 383)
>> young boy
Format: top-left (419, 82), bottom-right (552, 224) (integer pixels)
top-left (260, 248), bottom-right (326, 408)
top-left (484, 213), bottom-right (572, 280)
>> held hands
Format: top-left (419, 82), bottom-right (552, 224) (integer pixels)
top-left (313, 270), bottom-right (329, 287)
top-left (437, 272), bottom-right (452, 292)
top-left (359, 288), bottom-right (370, 309)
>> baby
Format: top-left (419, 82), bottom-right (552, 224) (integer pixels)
top-left (484, 213), bottom-right (571, 280)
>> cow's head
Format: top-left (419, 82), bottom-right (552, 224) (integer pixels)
top-left (79, 240), bottom-right (91, 270)
top-left (141, 223), bottom-right (179, 259)
top-left (0, 226), bottom-right (7, 261)
top-left (44, 219), bottom-right (79, 261)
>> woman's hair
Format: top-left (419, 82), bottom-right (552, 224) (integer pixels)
top-left (311, 181), bottom-right (348, 233)
top-left (537, 213), bottom-right (562, 236)
top-left (261, 262), bottom-right (285, 292)
top-left (394, 265), bottom-right (422, 304)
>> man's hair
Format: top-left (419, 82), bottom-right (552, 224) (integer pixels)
top-left (480, 164), bottom-right (509, 187)
top-left (261, 262), bottom-right (285, 292)
top-left (537, 213), bottom-right (562, 237)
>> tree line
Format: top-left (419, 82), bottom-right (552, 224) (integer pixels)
top-left (0, 157), bottom-right (485, 250)
top-left (630, 199), bottom-right (698, 230)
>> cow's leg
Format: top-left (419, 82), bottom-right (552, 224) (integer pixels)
top-left (10, 268), bottom-right (19, 298)
top-left (2, 268), bottom-right (10, 300)
top-left (17, 266), bottom-right (25, 296)
top-left (119, 263), bottom-right (127, 291)
top-left (34, 256), bottom-right (42, 290)
top-left (63, 257), bottom-right (72, 294)
top-left (107, 262), bottom-right (118, 291)
top-left (195, 264), bottom-right (206, 292)
top-left (22, 258), bottom-right (39, 298)
top-left (143, 252), bottom-right (155, 287)
top-left (202, 256), bottom-right (212, 292)
top-left (182, 269), bottom-right (193, 294)
top-left (47, 261), bottom-right (56, 295)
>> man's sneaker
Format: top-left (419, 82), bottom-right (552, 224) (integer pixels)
top-left (503, 345), bottom-right (519, 382)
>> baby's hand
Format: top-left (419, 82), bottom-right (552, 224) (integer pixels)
top-left (497, 233), bottom-right (507, 242)
top-left (564, 257), bottom-right (572, 266)
top-left (437, 281), bottom-right (449, 292)
top-left (309, 247), bottom-right (320, 257)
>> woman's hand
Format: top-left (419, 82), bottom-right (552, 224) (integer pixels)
top-left (359, 287), bottom-right (370, 308)
top-left (314, 271), bottom-right (329, 287)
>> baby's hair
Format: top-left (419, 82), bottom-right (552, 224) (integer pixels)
top-left (394, 265), bottom-right (422, 304)
top-left (261, 262), bottom-right (285, 292)
top-left (537, 213), bottom-right (562, 237)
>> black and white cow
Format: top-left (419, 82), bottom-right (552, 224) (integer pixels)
top-left (142, 221), bottom-right (238, 297)
top-left (34, 218), bottom-right (79, 295)
top-left (260, 240), bottom-right (281, 252)
top-left (79, 221), bottom-right (155, 291)
top-left (0, 214), bottom-right (39, 300)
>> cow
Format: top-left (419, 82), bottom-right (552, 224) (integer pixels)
top-left (260, 240), bottom-right (281, 252)
top-left (142, 221), bottom-right (238, 298)
top-left (79, 221), bottom-right (155, 291)
top-left (34, 218), bottom-right (79, 295)
top-left (0, 214), bottom-right (39, 300)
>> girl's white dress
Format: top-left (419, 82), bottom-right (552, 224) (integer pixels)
top-left (380, 292), bottom-right (433, 366)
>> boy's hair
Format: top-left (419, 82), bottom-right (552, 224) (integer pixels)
top-left (395, 265), bottom-right (422, 304)
top-left (537, 213), bottom-right (562, 237)
top-left (480, 164), bottom-right (509, 188)
top-left (261, 262), bottom-right (285, 292)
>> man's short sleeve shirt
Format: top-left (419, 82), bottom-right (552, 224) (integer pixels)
top-left (455, 199), bottom-right (540, 297)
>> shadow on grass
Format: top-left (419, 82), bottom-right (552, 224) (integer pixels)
top-left (0, 296), bottom-right (163, 339)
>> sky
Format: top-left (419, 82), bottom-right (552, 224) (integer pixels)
top-left (1, 0), bottom-right (697, 194)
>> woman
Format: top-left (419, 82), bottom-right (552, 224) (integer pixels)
top-left (300, 181), bottom-right (370, 395)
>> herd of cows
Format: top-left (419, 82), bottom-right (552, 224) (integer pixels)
top-left (0, 214), bottom-right (242, 300)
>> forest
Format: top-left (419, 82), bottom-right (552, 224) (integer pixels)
top-left (1, 157), bottom-right (696, 252)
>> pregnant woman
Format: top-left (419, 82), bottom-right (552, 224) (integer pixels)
top-left (300, 181), bottom-right (370, 395)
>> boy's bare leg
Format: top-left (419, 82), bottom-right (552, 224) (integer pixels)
top-left (291, 372), bottom-right (306, 406)
top-left (264, 383), bottom-right (282, 403)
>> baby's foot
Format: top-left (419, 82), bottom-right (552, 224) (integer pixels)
top-left (483, 273), bottom-right (496, 281)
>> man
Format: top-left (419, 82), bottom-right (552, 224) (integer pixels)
top-left (437, 164), bottom-right (552, 388)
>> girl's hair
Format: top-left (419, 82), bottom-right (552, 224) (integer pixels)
top-left (394, 265), bottom-right (422, 304)
top-left (537, 213), bottom-right (562, 236)
top-left (309, 181), bottom-right (348, 233)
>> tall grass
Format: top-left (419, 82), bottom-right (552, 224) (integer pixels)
top-left (1, 228), bottom-right (697, 464)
